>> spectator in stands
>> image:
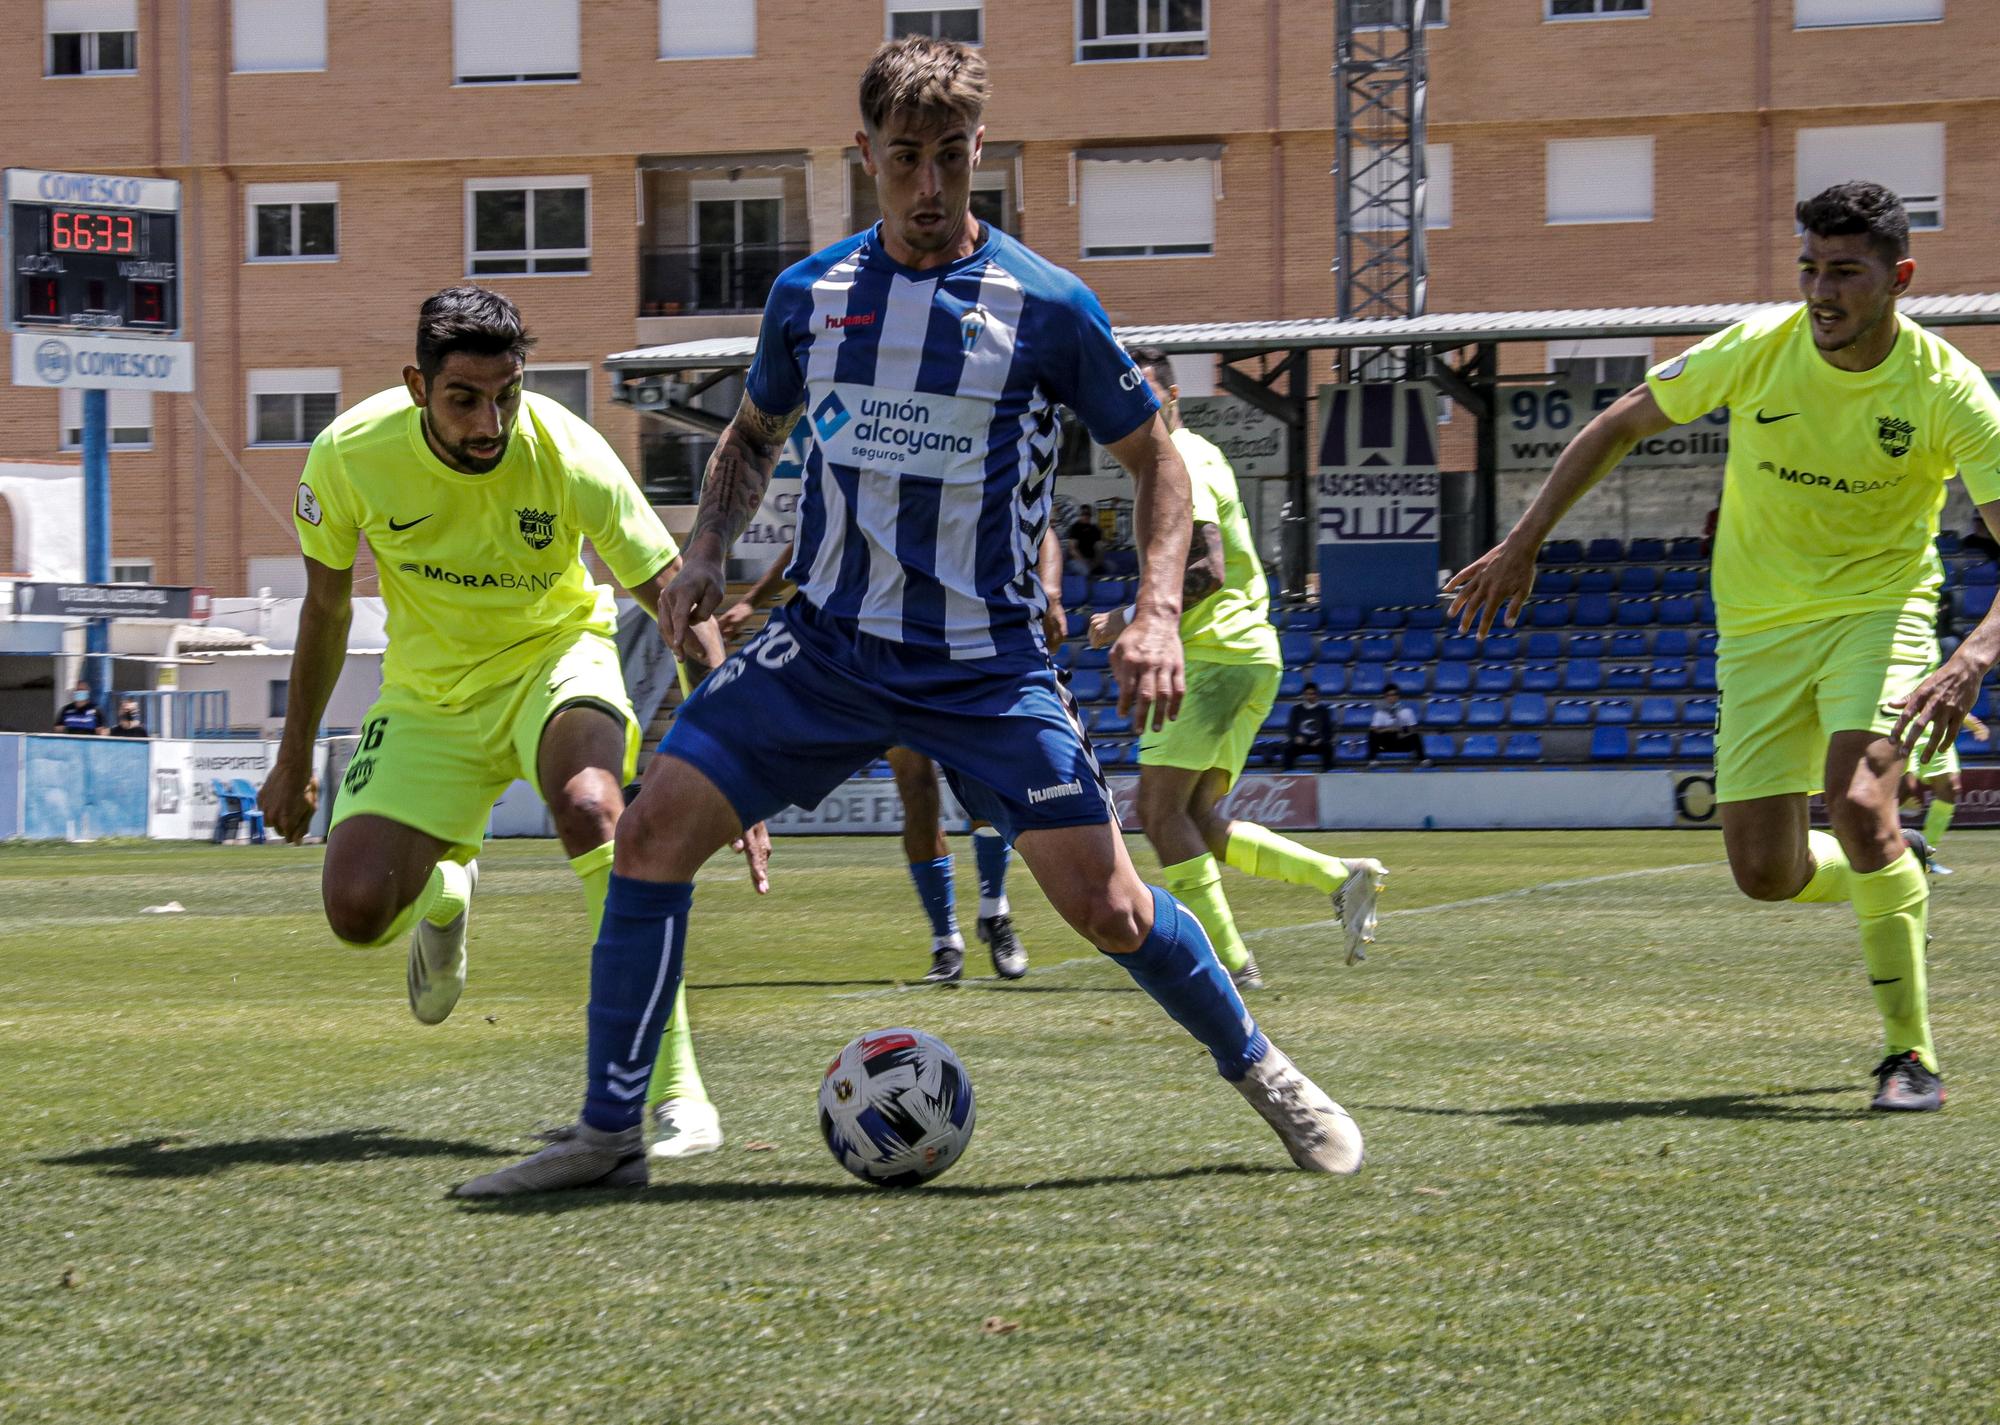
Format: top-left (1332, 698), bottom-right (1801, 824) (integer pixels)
top-left (54, 681), bottom-right (104, 735)
top-left (1066, 503), bottom-right (1106, 577)
top-left (1283, 682), bottom-right (1334, 771)
top-left (1367, 688), bottom-right (1421, 762)
top-left (108, 700), bottom-right (149, 738)
top-left (1963, 517), bottom-right (2000, 562)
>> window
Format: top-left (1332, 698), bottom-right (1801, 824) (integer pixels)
top-left (1354, 0), bottom-right (1448, 27)
top-left (232, 0), bottom-right (325, 71)
top-left (1548, 338), bottom-right (1652, 388)
top-left (59, 388), bottom-right (153, 450)
top-left (660, 0), bottom-right (753, 59)
top-left (246, 183), bottom-right (338, 261)
top-left (1796, 122), bottom-right (1944, 230)
top-left (1547, 0), bottom-right (1646, 17)
top-left (1078, 0), bottom-right (1206, 61)
top-left (1077, 151), bottom-right (1217, 257)
top-left (525, 366), bottom-right (591, 421)
top-left (454, 0), bottom-right (579, 82)
top-left (466, 178), bottom-right (590, 275)
top-left (889, 3), bottom-right (981, 42)
top-left (268, 680), bottom-right (288, 719)
top-left (1795, 0), bottom-right (1941, 25)
top-left (111, 559), bottom-right (154, 584)
top-left (1545, 137), bottom-right (1653, 224)
top-left (247, 368), bottom-right (340, 446)
top-left (1348, 143), bottom-right (1452, 231)
top-left (47, 0), bottom-right (138, 75)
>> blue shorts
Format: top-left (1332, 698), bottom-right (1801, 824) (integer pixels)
top-left (664, 601), bottom-right (1113, 840)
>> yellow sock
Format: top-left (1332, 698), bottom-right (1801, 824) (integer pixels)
top-left (1849, 850), bottom-right (1935, 1071)
top-left (572, 841), bottom-right (709, 1108)
top-left (332, 859), bottom-right (468, 950)
top-left (1223, 821), bottom-right (1348, 896)
top-left (1922, 798), bottom-right (1954, 851)
top-left (1161, 853), bottom-right (1249, 974)
top-left (1791, 830), bottom-right (1850, 904)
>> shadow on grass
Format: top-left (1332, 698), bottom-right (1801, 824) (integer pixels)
top-left (453, 1162), bottom-right (1286, 1214)
top-left (1364, 1084), bottom-right (1863, 1126)
top-left (695, 979), bottom-right (902, 991)
top-left (45, 1128), bottom-right (505, 1178)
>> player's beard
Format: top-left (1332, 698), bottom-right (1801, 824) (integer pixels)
top-left (1811, 290), bottom-right (1895, 354)
top-left (423, 410), bottom-right (510, 474)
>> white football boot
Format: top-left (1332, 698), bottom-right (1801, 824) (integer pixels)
top-left (408, 859), bottom-right (477, 1025)
top-left (1333, 858), bottom-right (1387, 965)
top-left (452, 1120), bottom-right (647, 1198)
top-left (1231, 1043), bottom-right (1364, 1174)
top-left (649, 1098), bottom-right (724, 1160)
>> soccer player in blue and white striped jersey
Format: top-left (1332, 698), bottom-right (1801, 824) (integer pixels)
top-left (456, 37), bottom-right (1363, 1196)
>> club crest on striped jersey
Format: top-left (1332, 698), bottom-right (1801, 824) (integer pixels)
top-left (959, 303), bottom-right (989, 354)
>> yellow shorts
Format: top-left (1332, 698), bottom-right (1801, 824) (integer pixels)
top-left (1714, 607), bottom-right (1936, 803)
top-left (328, 629), bottom-right (640, 859)
top-left (1138, 659), bottom-right (1281, 792)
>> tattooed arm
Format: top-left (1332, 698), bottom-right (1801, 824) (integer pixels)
top-left (660, 394), bottom-right (804, 659)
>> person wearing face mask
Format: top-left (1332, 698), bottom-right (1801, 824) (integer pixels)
top-left (54, 682), bottom-right (105, 735)
top-left (108, 700), bottom-right (149, 738)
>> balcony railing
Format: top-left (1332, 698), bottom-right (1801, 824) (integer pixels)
top-left (640, 242), bottom-right (809, 317)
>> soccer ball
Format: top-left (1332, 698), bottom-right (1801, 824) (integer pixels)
top-left (818, 1028), bottom-right (976, 1188)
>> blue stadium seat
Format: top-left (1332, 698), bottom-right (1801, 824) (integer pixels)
top-left (1615, 600), bottom-right (1656, 627)
top-left (1357, 636), bottom-right (1396, 663)
top-left (1552, 700), bottom-right (1593, 727)
top-left (1587, 538), bottom-right (1625, 562)
top-left (1961, 586), bottom-right (1996, 620)
top-left (1465, 697), bottom-right (1505, 727)
top-left (1422, 697), bottom-right (1464, 727)
top-left (1638, 697), bottom-right (1677, 726)
top-left (1055, 643), bottom-right (1078, 668)
top-left (1597, 699), bottom-right (1635, 725)
top-left (1432, 661), bottom-right (1472, 694)
top-left (1503, 733), bottom-right (1542, 760)
top-left (1563, 660), bottom-right (1603, 692)
top-left (1657, 597), bottom-right (1696, 625)
top-left (1323, 605), bottom-right (1363, 632)
top-left (1520, 664), bottom-right (1560, 692)
top-left (1066, 610), bottom-right (1090, 637)
top-left (1695, 593), bottom-right (1716, 624)
top-left (1311, 664), bottom-right (1350, 695)
top-left (1618, 567), bottom-right (1659, 595)
top-left (1423, 733), bottom-right (1458, 761)
top-left (1278, 669), bottom-right (1307, 699)
top-left (1679, 731), bottom-right (1715, 760)
top-left (1440, 634), bottom-right (1480, 661)
top-left (1696, 630), bottom-right (1719, 655)
top-left (1076, 646), bottom-right (1111, 670)
top-left (1462, 734), bottom-right (1501, 760)
top-left (1339, 702), bottom-right (1374, 730)
top-left (1591, 727), bottom-right (1630, 760)
top-left (1576, 568), bottom-right (1617, 594)
top-left (1104, 548), bottom-right (1139, 576)
top-left (1634, 733), bottom-right (1675, 759)
top-left (1069, 670), bottom-right (1105, 703)
top-left (1957, 729), bottom-right (1991, 757)
top-left (1336, 736), bottom-right (1369, 763)
top-left (1090, 579), bottom-right (1133, 608)
top-left (1482, 633), bottom-right (1521, 661)
top-left (1095, 708), bottom-right (1132, 736)
top-left (1574, 593), bottom-right (1613, 626)
top-left (1281, 607), bottom-right (1322, 632)
top-left (1937, 531), bottom-right (1963, 555)
top-left (1628, 537), bottom-right (1666, 562)
top-left (1261, 705), bottom-right (1290, 732)
top-left (1400, 629), bottom-right (1440, 662)
top-left (1608, 631), bottom-right (1648, 659)
top-left (1406, 606), bottom-right (1446, 630)
top-left (1568, 634), bottom-right (1607, 659)
top-left (1061, 573), bottom-right (1090, 606)
top-left (1528, 601), bottom-right (1571, 628)
top-left (1473, 663), bottom-right (1515, 693)
top-left (1649, 661), bottom-right (1690, 690)
top-left (1684, 698), bottom-right (1718, 727)
top-left (1318, 637), bottom-right (1356, 665)
top-left (1964, 561), bottom-right (1999, 586)
top-left (1542, 539), bottom-right (1583, 563)
top-left (1280, 632), bottom-right (1317, 666)
top-left (1604, 664), bottom-right (1646, 690)
top-left (1526, 631), bottom-right (1564, 661)
top-left (1365, 607), bottom-right (1407, 630)
top-left (1349, 664), bottom-right (1388, 696)
top-left (1661, 568), bottom-right (1701, 595)
top-left (1389, 665), bottom-right (1429, 694)
top-left (1509, 693), bottom-right (1549, 726)
top-left (1534, 570), bottom-right (1578, 596)
top-left (1094, 742), bottom-right (1125, 767)
top-left (1974, 687), bottom-right (1994, 719)
top-left (1668, 536), bottom-right (1705, 561)
top-left (1654, 629), bottom-right (1692, 657)
top-left (1694, 659), bottom-right (1717, 692)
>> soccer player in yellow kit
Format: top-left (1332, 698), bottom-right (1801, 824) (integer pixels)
top-left (1450, 183), bottom-right (2000, 1112)
top-left (1090, 348), bottom-right (1387, 985)
top-left (259, 286), bottom-right (756, 1157)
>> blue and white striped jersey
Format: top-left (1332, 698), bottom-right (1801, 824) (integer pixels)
top-left (745, 224), bottom-right (1158, 666)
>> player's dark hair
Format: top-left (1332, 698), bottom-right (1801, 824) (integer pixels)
top-left (415, 286), bottom-right (536, 379)
top-left (1303, 682), bottom-right (1319, 695)
top-left (1796, 181), bottom-right (1909, 263)
top-left (859, 35), bottom-right (989, 133)
top-left (1130, 346), bottom-right (1177, 389)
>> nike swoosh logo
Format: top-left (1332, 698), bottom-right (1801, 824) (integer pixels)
top-left (1870, 977), bottom-right (1902, 986)
top-left (1754, 410), bottom-right (1799, 424)
top-left (387, 514), bottom-right (433, 531)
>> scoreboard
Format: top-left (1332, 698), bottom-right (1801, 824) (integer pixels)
top-left (5, 169), bottom-right (181, 337)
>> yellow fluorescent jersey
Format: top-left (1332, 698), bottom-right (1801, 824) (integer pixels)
top-left (294, 388), bottom-right (677, 706)
top-left (1647, 306), bottom-right (2000, 637)
top-left (1174, 426), bottom-right (1280, 667)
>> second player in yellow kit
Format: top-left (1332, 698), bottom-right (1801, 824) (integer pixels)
top-left (1450, 183), bottom-right (2000, 1113)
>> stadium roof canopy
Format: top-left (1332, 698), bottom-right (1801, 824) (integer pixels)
top-left (605, 292), bottom-right (2000, 374)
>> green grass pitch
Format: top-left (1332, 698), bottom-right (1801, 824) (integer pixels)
top-left (4, 830), bottom-right (1998, 1423)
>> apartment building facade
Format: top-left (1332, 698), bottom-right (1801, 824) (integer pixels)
top-left (2, 0), bottom-right (1995, 595)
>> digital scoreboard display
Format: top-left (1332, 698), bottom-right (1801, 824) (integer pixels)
top-left (4, 170), bottom-right (181, 337)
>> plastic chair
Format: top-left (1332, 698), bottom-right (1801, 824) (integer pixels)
top-left (1563, 660), bottom-right (1603, 692)
top-left (1684, 699), bottom-right (1719, 728)
top-left (1482, 633), bottom-right (1522, 661)
top-left (1596, 699), bottom-right (1635, 725)
top-left (1364, 607), bottom-right (1407, 630)
top-left (1654, 629), bottom-right (1692, 658)
top-left (1552, 699), bottom-right (1593, 727)
top-left (1281, 607), bottom-right (1323, 632)
top-left (1567, 634), bottom-right (1607, 660)
top-left (1465, 697), bottom-right (1506, 727)
top-left (1348, 664), bottom-right (1388, 696)
top-left (1509, 693), bottom-right (1549, 726)
top-left (1278, 669), bottom-right (1307, 699)
top-left (1421, 697), bottom-right (1464, 728)
top-left (1657, 597), bottom-right (1696, 625)
top-left (1440, 634), bottom-right (1480, 662)
top-left (1068, 669), bottom-right (1105, 703)
top-left (1542, 539), bottom-right (1584, 564)
top-left (1574, 593), bottom-right (1613, 627)
top-left (1680, 732), bottom-right (1716, 760)
top-left (1638, 697), bottom-right (1678, 726)
top-left (1357, 636), bottom-right (1396, 664)
top-left (1529, 601), bottom-right (1572, 628)
top-left (1461, 734), bottom-right (1501, 759)
top-left (1534, 570), bottom-right (1578, 597)
top-left (1422, 733), bottom-right (1458, 761)
top-left (1318, 637), bottom-right (1356, 665)
top-left (1590, 727), bottom-right (1630, 760)
top-left (1526, 631), bottom-right (1564, 661)
top-left (1311, 664), bottom-right (1350, 695)
top-left (1615, 600), bottom-right (1657, 627)
top-left (1604, 664), bottom-right (1646, 690)
top-left (1335, 736), bottom-right (1370, 763)
top-left (213, 779), bottom-right (267, 845)
top-left (1399, 630), bottom-right (1440, 662)
top-left (1618, 567), bottom-right (1659, 595)
top-left (1338, 702), bottom-right (1374, 731)
top-left (1633, 733), bottom-right (1676, 759)
top-left (1667, 537), bottom-right (1705, 561)
top-left (1280, 632), bottom-right (1317, 667)
top-left (1608, 631), bottom-right (1649, 659)
top-left (1388, 665), bottom-right (1430, 694)
top-left (1503, 733), bottom-right (1542, 761)
top-left (1649, 661), bottom-right (1690, 690)
top-left (1628, 537), bottom-right (1666, 562)
top-left (1432, 662), bottom-right (1472, 694)
top-left (1520, 664), bottom-right (1560, 693)
top-left (1577, 568), bottom-right (1617, 594)
top-left (1474, 664), bottom-right (1515, 694)
top-left (1587, 537), bottom-right (1625, 562)
top-left (1322, 605), bottom-right (1364, 633)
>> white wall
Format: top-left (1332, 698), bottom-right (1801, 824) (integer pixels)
top-left (0, 461), bottom-right (84, 580)
top-left (173, 650), bottom-right (382, 736)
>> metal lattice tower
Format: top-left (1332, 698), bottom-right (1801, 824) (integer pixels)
top-left (1334, 0), bottom-right (1430, 381)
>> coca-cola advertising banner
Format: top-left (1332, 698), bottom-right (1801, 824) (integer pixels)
top-left (1110, 774), bottom-right (1320, 833)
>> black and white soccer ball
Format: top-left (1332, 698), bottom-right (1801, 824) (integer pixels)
top-left (818, 1028), bottom-right (976, 1188)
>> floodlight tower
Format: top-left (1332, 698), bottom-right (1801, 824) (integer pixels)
top-left (1334, 0), bottom-right (1430, 380)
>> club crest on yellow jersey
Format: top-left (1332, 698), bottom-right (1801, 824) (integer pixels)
top-left (517, 506), bottom-right (556, 550)
top-left (1877, 416), bottom-right (1915, 459)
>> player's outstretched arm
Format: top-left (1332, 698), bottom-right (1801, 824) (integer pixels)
top-left (717, 539), bottom-right (798, 643)
top-left (662, 395), bottom-right (803, 659)
top-left (1446, 384), bottom-right (1677, 637)
top-left (1105, 414), bottom-right (1191, 731)
top-left (259, 556), bottom-right (352, 843)
top-left (1893, 494), bottom-right (2000, 762)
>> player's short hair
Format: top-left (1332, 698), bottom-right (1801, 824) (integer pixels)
top-left (1303, 682), bottom-right (1319, 695)
top-left (1130, 346), bottom-right (1177, 389)
top-left (859, 36), bottom-right (989, 133)
top-left (1796, 181), bottom-right (1910, 263)
top-left (415, 286), bottom-right (536, 379)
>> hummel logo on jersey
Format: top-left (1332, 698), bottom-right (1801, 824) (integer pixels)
top-left (813, 391), bottom-right (851, 441)
top-left (824, 312), bottom-right (876, 329)
top-left (1026, 778), bottom-right (1084, 805)
top-left (387, 513), bottom-right (432, 531)
top-left (1754, 410), bottom-right (1798, 424)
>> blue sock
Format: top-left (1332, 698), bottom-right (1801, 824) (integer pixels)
top-left (907, 855), bottom-right (959, 942)
top-left (583, 874), bottom-right (693, 1132)
top-left (972, 827), bottom-right (1012, 918)
top-left (1108, 886), bottom-right (1269, 1080)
